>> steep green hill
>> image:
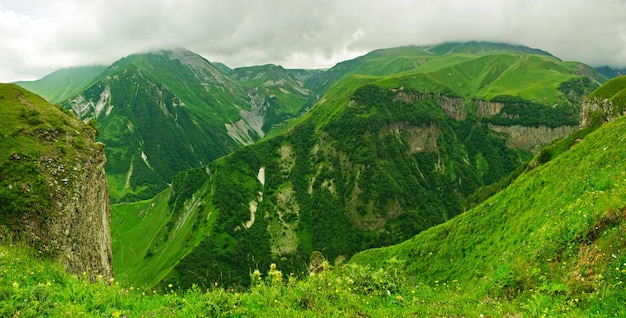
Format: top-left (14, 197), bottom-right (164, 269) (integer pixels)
top-left (15, 65), bottom-right (107, 104)
top-left (350, 114), bottom-right (626, 315)
top-left (581, 75), bottom-right (626, 127)
top-left (588, 75), bottom-right (626, 105)
top-left (0, 83), bottom-right (114, 280)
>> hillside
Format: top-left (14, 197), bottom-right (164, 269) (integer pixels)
top-left (0, 83), bottom-right (112, 279)
top-left (310, 41), bottom-right (602, 98)
top-left (350, 113), bottom-right (626, 316)
top-left (15, 65), bottom-right (107, 104)
top-left (110, 42), bottom-right (606, 289)
top-left (112, 77), bottom-right (522, 289)
top-left (2, 99), bottom-right (626, 318)
top-left (63, 49), bottom-right (316, 202)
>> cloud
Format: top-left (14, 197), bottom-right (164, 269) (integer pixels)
top-left (1, 0), bottom-right (625, 82)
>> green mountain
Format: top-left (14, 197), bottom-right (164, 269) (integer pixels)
top-left (595, 66), bottom-right (626, 79)
top-left (111, 42), bottom-right (604, 289)
top-left (310, 41), bottom-right (602, 96)
top-left (14, 65), bottom-right (107, 104)
top-left (63, 49), bottom-right (315, 202)
top-left (230, 64), bottom-right (319, 130)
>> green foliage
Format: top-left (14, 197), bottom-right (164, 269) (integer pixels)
top-left (537, 148), bottom-right (552, 164)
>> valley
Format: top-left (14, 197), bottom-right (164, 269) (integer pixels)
top-left (3, 41), bottom-right (626, 316)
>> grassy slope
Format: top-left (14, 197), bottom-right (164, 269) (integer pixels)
top-left (589, 75), bottom-right (626, 104)
top-left (313, 42), bottom-right (601, 104)
top-left (350, 115), bottom-right (626, 315)
top-left (14, 66), bottom-right (107, 104)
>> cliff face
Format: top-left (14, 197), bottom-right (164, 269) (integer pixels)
top-left (393, 91), bottom-right (467, 120)
top-left (488, 124), bottom-right (578, 153)
top-left (392, 90), bottom-right (578, 153)
top-left (473, 100), bottom-right (504, 117)
top-left (580, 96), bottom-right (625, 128)
top-left (580, 76), bottom-right (626, 128)
top-left (45, 142), bottom-right (113, 279)
top-left (0, 84), bottom-right (113, 280)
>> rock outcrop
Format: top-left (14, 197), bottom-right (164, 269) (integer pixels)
top-left (580, 96), bottom-right (625, 128)
top-left (393, 91), bottom-right (467, 120)
top-left (473, 100), bottom-right (505, 117)
top-left (488, 124), bottom-right (578, 153)
top-left (45, 141), bottom-right (113, 280)
top-left (0, 84), bottom-right (113, 280)
top-left (580, 76), bottom-right (626, 128)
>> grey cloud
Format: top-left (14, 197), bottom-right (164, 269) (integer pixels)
top-left (1, 0), bottom-right (625, 82)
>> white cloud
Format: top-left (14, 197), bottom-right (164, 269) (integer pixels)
top-left (1, 0), bottom-right (625, 82)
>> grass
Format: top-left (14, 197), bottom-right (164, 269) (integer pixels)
top-left (111, 184), bottom-right (219, 288)
top-left (2, 237), bottom-right (623, 317)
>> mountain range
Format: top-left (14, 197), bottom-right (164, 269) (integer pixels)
top-left (30, 41), bottom-right (599, 289)
top-left (9, 41), bottom-right (618, 290)
top-left (2, 68), bottom-right (625, 316)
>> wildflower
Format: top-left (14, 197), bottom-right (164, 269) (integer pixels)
top-left (168, 284), bottom-right (173, 288)
top-left (12, 282), bottom-right (19, 289)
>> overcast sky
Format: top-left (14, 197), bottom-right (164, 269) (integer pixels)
top-left (1, 0), bottom-right (625, 82)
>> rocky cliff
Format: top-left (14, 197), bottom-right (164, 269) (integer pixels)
top-left (391, 90), bottom-right (579, 153)
top-left (580, 76), bottom-right (626, 128)
top-left (0, 84), bottom-right (113, 280)
top-left (44, 140), bottom-right (113, 280)
top-left (488, 124), bottom-right (578, 153)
